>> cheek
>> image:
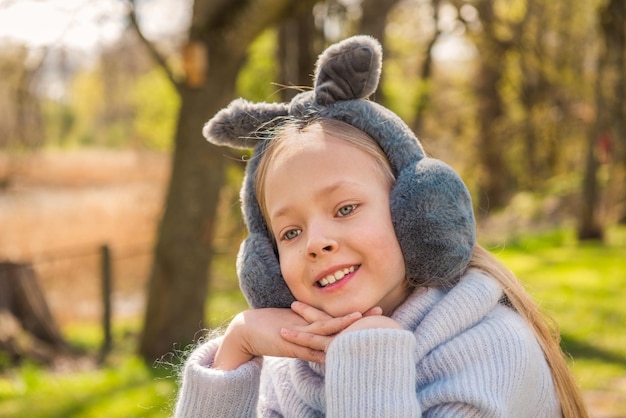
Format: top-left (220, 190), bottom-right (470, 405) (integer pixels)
top-left (368, 222), bottom-right (404, 266)
top-left (363, 217), bottom-right (398, 247)
top-left (277, 248), bottom-right (302, 289)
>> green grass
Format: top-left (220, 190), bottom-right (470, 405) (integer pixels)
top-left (487, 226), bottom-right (626, 392)
top-left (0, 318), bottom-right (178, 418)
top-left (0, 226), bottom-right (624, 416)
top-left (0, 356), bottom-right (177, 418)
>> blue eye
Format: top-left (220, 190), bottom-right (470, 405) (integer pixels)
top-left (283, 229), bottom-right (301, 241)
top-left (337, 204), bottom-right (357, 217)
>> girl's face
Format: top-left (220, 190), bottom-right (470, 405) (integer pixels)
top-left (263, 129), bottom-right (408, 317)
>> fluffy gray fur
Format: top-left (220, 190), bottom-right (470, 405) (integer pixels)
top-left (203, 35), bottom-right (476, 309)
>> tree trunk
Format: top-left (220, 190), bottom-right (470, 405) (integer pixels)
top-left (411, 0), bottom-right (440, 133)
top-left (578, 0), bottom-right (625, 239)
top-left (472, 0), bottom-right (515, 213)
top-left (139, 36), bottom-right (244, 360)
top-left (358, 0), bottom-right (401, 106)
top-left (579, 124), bottom-right (603, 240)
top-left (518, 0), bottom-right (549, 190)
top-left (0, 262), bottom-right (67, 365)
top-left (138, 0), bottom-right (319, 363)
top-left (278, 10), bottom-right (319, 102)
top-left (600, 0), bottom-right (626, 223)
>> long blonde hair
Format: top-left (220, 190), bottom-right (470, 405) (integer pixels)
top-left (469, 245), bottom-right (588, 417)
top-left (255, 118), bottom-right (588, 417)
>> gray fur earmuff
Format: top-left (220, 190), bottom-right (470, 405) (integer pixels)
top-left (203, 35), bottom-right (476, 309)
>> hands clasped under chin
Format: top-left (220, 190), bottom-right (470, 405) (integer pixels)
top-left (212, 301), bottom-right (401, 370)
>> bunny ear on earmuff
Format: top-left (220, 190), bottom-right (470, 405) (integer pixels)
top-left (313, 35), bottom-right (382, 105)
top-left (203, 98), bottom-right (290, 149)
top-left (204, 35), bottom-right (383, 150)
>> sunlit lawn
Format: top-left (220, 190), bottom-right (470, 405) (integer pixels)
top-left (0, 227), bottom-right (624, 417)
top-left (0, 356), bottom-right (176, 418)
top-left (0, 318), bottom-right (179, 418)
top-left (489, 226), bottom-right (626, 392)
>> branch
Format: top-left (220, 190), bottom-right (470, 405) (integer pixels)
top-left (125, 0), bottom-right (182, 93)
top-left (219, 0), bottom-right (319, 54)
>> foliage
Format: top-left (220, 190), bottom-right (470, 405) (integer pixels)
top-left (38, 58), bottom-right (179, 150)
top-left (68, 67), bottom-right (106, 147)
top-left (0, 44), bottom-right (45, 149)
top-left (236, 29), bottom-right (281, 102)
top-left (42, 100), bottom-right (76, 147)
top-left (4, 0), bottom-right (622, 227)
top-left (131, 67), bottom-right (180, 151)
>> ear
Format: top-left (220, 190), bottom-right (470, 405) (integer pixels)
top-left (203, 98), bottom-right (290, 149)
top-left (314, 35), bottom-right (382, 105)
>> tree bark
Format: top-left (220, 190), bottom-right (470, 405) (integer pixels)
top-left (358, 0), bottom-right (401, 106)
top-left (137, 0), bottom-right (318, 363)
top-left (579, 123), bottom-right (603, 240)
top-left (0, 262), bottom-right (67, 365)
top-left (278, 10), bottom-right (319, 102)
top-left (578, 0), bottom-right (625, 239)
top-left (600, 0), bottom-right (626, 223)
top-left (518, 0), bottom-right (549, 189)
top-left (471, 0), bottom-right (519, 213)
top-left (411, 0), bottom-right (441, 133)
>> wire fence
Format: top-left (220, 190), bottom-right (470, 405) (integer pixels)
top-left (0, 240), bottom-right (154, 333)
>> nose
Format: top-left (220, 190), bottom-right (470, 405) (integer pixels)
top-left (306, 222), bottom-right (338, 260)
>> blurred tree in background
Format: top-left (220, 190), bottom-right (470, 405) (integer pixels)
top-left (0, 0), bottom-right (624, 363)
top-left (0, 45), bottom-right (45, 149)
top-left (127, 0), bottom-right (321, 362)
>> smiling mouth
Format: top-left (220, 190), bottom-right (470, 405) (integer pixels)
top-left (316, 265), bottom-right (358, 288)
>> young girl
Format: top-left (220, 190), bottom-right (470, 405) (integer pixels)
top-left (175, 36), bottom-right (588, 417)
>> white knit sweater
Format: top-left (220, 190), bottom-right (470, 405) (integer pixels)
top-left (174, 270), bottom-right (560, 417)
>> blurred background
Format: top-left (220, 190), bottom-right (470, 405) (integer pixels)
top-left (0, 0), bottom-right (624, 416)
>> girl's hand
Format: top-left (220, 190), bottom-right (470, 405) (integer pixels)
top-left (212, 307), bottom-right (363, 371)
top-left (289, 301), bottom-right (383, 323)
top-left (339, 314), bottom-right (403, 334)
top-left (279, 302), bottom-right (386, 355)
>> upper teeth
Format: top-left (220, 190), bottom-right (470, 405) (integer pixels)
top-left (318, 266), bottom-right (355, 287)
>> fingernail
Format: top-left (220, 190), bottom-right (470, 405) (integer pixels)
top-left (281, 328), bottom-right (294, 336)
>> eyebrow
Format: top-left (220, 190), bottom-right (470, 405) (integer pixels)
top-left (269, 180), bottom-right (362, 221)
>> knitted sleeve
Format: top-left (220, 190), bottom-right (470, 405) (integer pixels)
top-left (174, 338), bottom-right (263, 418)
top-left (325, 328), bottom-right (422, 418)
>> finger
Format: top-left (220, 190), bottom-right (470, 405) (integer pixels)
top-left (289, 345), bottom-right (326, 364)
top-left (363, 306), bottom-right (383, 317)
top-left (291, 301), bottom-right (332, 323)
top-left (303, 311), bottom-right (363, 336)
top-left (281, 328), bottom-right (334, 353)
top-left (301, 349), bottom-right (326, 364)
